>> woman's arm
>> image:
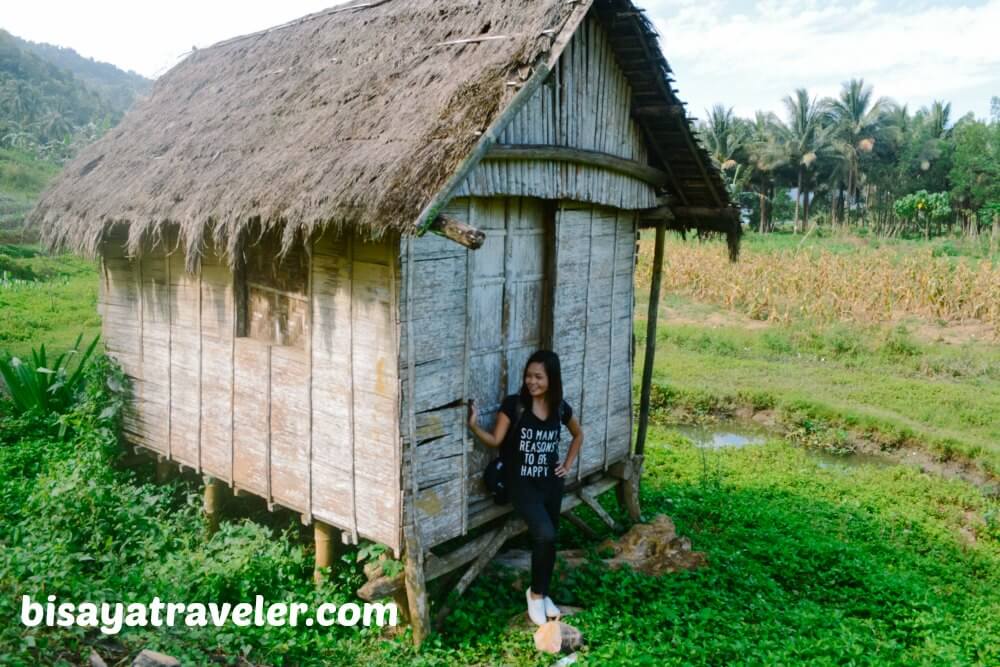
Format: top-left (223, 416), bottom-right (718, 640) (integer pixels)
top-left (554, 416), bottom-right (584, 478)
top-left (467, 399), bottom-right (511, 449)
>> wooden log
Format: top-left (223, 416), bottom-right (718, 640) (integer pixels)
top-left (634, 223), bottom-right (664, 472)
top-left (578, 487), bottom-right (621, 532)
top-left (484, 144), bottom-right (668, 188)
top-left (429, 214), bottom-right (486, 250)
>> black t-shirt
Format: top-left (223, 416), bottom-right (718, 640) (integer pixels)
top-left (499, 394), bottom-right (573, 483)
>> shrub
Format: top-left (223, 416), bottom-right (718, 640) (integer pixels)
top-left (0, 333), bottom-right (99, 420)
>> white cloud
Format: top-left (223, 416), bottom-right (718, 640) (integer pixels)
top-left (645, 0), bottom-right (1000, 121)
top-left (2, 1), bottom-right (996, 122)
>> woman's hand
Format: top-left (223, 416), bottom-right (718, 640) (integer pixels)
top-left (554, 461), bottom-right (571, 477)
top-left (467, 399), bottom-right (478, 429)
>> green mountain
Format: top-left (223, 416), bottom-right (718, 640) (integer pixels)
top-left (16, 34), bottom-right (151, 115)
top-left (0, 28), bottom-right (151, 164)
top-left (0, 29), bottom-right (151, 240)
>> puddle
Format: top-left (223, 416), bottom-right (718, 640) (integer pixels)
top-left (671, 422), bottom-right (896, 471)
top-left (672, 423), bottom-right (768, 449)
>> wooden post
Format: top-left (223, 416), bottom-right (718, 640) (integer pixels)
top-left (155, 457), bottom-right (175, 483)
top-left (626, 223), bottom-right (666, 521)
top-left (313, 521), bottom-right (343, 587)
top-left (402, 524), bottom-right (430, 646)
top-left (203, 476), bottom-right (225, 535)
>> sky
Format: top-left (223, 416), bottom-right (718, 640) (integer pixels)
top-left (3, 0), bottom-right (999, 123)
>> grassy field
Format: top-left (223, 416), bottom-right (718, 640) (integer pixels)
top-left (1, 228), bottom-right (999, 664)
top-left (637, 230), bottom-right (1000, 477)
top-left (0, 244), bottom-right (101, 359)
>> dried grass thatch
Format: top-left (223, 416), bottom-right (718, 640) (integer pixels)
top-left (34, 0), bottom-right (732, 267)
top-left (34, 0), bottom-right (573, 266)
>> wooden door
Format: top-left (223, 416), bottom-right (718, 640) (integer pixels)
top-left (466, 196), bottom-right (552, 494)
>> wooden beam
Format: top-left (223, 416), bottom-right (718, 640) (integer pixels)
top-left (631, 104), bottom-right (685, 119)
top-left (635, 224), bottom-right (665, 460)
top-left (428, 214), bottom-right (486, 250)
top-left (358, 476), bottom-right (620, 601)
top-left (484, 144), bottom-right (669, 188)
top-left (578, 487), bottom-right (622, 532)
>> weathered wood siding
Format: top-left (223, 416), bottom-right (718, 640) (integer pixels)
top-left (552, 202), bottom-right (636, 480)
top-left (100, 228), bottom-right (401, 555)
top-left (454, 16), bottom-right (656, 210)
top-left (312, 231), bottom-right (401, 552)
top-left (401, 195), bottom-right (636, 549)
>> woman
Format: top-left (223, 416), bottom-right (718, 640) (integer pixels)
top-left (467, 350), bottom-right (584, 625)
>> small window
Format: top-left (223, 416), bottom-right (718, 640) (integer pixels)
top-left (235, 228), bottom-right (308, 349)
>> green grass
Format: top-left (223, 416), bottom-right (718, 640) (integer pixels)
top-left (0, 245), bottom-right (101, 359)
top-left (3, 361), bottom-right (997, 665)
top-left (638, 315), bottom-right (1000, 475)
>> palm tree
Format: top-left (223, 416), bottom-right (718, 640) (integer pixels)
top-left (745, 111), bottom-right (784, 233)
top-left (773, 89), bottom-right (832, 232)
top-left (824, 79), bottom-right (890, 226)
top-left (700, 104), bottom-right (746, 170)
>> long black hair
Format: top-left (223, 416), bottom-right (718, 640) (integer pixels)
top-left (518, 350), bottom-right (564, 420)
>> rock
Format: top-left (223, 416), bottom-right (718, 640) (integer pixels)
top-left (534, 621), bottom-right (584, 654)
top-left (596, 514), bottom-right (706, 575)
top-left (494, 514), bottom-right (705, 583)
top-left (132, 649), bottom-right (181, 667)
top-left (89, 651), bottom-right (108, 667)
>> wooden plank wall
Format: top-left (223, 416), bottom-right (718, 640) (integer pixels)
top-left (402, 196), bottom-right (636, 547)
top-left (552, 202), bottom-right (637, 480)
top-left (311, 231), bottom-right (400, 552)
top-left (454, 16), bottom-right (657, 210)
top-left (101, 228), bottom-right (401, 556)
top-left (399, 197), bottom-right (473, 550)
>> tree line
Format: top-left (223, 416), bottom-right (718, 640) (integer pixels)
top-left (697, 80), bottom-right (1000, 242)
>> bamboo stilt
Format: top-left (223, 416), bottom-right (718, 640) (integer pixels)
top-left (155, 457), bottom-right (175, 484)
top-left (313, 521), bottom-right (343, 587)
top-left (203, 476), bottom-right (225, 535)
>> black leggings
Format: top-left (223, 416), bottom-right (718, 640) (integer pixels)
top-left (509, 477), bottom-right (564, 596)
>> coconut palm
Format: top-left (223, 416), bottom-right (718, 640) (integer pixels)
top-left (773, 89), bottom-right (833, 232)
top-left (824, 79), bottom-right (890, 226)
top-left (700, 104), bottom-right (747, 170)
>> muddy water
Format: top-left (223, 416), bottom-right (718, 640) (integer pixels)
top-left (671, 422), bottom-right (893, 471)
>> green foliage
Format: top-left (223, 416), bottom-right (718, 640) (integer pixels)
top-left (892, 190), bottom-right (951, 222)
top-left (0, 332), bottom-right (99, 420)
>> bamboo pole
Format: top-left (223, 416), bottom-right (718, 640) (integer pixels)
top-left (203, 476), bottom-right (224, 535)
top-left (627, 223), bottom-right (666, 522)
top-left (313, 521), bottom-right (342, 587)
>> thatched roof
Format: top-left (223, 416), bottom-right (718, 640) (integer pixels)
top-left (34, 0), bottom-right (733, 266)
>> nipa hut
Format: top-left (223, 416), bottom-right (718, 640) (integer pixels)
top-left (33, 0), bottom-right (738, 642)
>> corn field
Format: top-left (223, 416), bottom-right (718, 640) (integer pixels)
top-left (638, 238), bottom-right (1000, 336)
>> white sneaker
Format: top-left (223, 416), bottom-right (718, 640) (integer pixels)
top-left (526, 590), bottom-right (547, 625)
top-left (543, 596), bottom-right (560, 618)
